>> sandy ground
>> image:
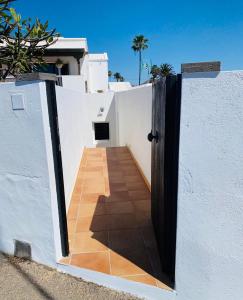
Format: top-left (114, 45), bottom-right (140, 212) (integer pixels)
top-left (0, 253), bottom-right (142, 300)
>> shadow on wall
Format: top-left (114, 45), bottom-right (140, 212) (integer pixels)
top-left (89, 147), bottom-right (167, 285)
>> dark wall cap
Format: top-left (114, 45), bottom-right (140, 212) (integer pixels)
top-left (181, 61), bottom-right (221, 73)
top-left (16, 72), bottom-right (57, 82)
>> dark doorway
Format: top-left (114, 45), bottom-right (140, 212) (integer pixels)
top-left (148, 75), bottom-right (181, 287)
top-left (94, 122), bottom-right (110, 140)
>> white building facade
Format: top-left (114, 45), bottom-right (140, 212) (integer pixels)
top-left (43, 38), bottom-right (109, 94)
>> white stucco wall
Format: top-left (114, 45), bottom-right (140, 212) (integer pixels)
top-left (62, 76), bottom-right (85, 93)
top-left (175, 71), bottom-right (243, 300)
top-left (56, 87), bottom-right (90, 208)
top-left (115, 84), bottom-right (152, 184)
top-left (0, 81), bottom-right (62, 266)
top-left (88, 53), bottom-right (109, 93)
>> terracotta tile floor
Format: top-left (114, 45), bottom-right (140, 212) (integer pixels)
top-left (61, 147), bottom-right (170, 290)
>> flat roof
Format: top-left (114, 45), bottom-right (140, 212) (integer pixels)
top-left (47, 37), bottom-right (88, 52)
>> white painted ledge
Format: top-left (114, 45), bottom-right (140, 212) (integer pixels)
top-left (57, 263), bottom-right (176, 300)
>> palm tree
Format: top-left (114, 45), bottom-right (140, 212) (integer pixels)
top-left (159, 63), bottom-right (174, 77)
top-left (150, 63), bottom-right (175, 81)
top-left (132, 35), bottom-right (148, 85)
top-left (113, 72), bottom-right (124, 82)
top-left (150, 64), bottom-right (160, 80)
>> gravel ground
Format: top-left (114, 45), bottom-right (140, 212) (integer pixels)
top-left (0, 253), bottom-right (142, 300)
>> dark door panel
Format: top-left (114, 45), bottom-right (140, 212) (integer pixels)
top-left (149, 75), bottom-right (181, 286)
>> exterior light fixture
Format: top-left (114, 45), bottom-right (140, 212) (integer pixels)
top-left (55, 59), bottom-right (64, 76)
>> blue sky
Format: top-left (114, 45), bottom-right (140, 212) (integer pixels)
top-left (14, 0), bottom-right (243, 84)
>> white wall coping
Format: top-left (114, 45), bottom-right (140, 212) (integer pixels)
top-left (109, 82), bottom-right (132, 92)
top-left (115, 83), bottom-right (152, 94)
top-left (182, 69), bottom-right (243, 77)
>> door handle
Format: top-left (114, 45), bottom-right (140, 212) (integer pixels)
top-left (147, 130), bottom-right (159, 143)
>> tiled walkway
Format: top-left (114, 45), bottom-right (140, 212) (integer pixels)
top-left (61, 147), bottom-right (170, 290)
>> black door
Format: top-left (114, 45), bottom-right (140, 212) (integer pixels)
top-left (148, 75), bottom-right (181, 286)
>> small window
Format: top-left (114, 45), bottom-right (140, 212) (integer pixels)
top-left (94, 123), bottom-right (109, 140)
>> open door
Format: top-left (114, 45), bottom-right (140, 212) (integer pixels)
top-left (148, 75), bottom-right (181, 286)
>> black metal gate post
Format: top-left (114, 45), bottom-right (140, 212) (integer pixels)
top-left (45, 80), bottom-right (69, 257)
